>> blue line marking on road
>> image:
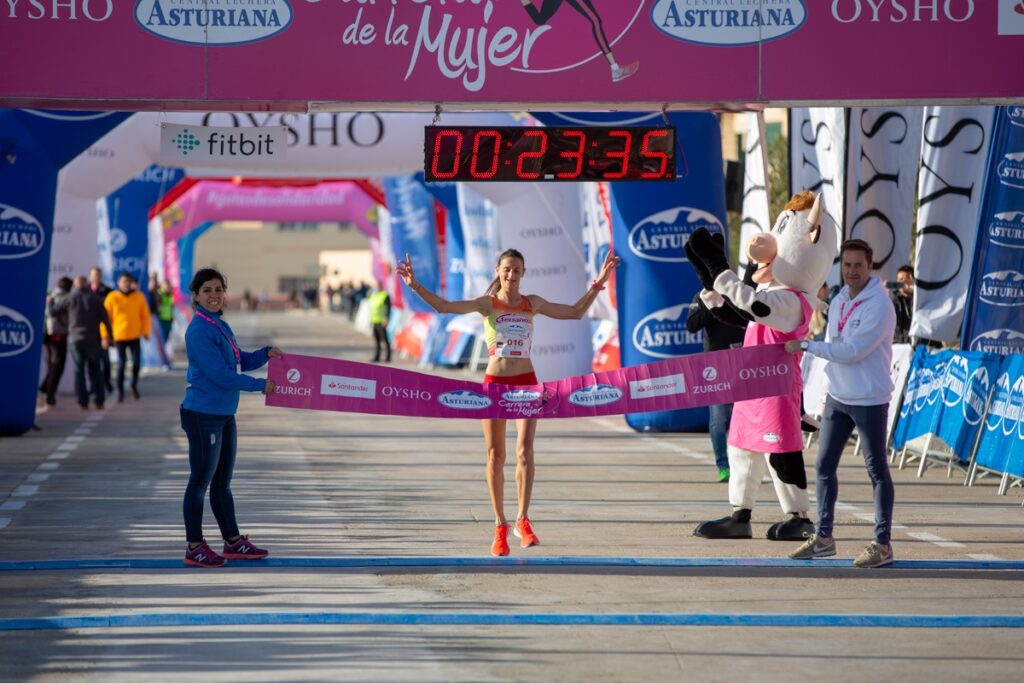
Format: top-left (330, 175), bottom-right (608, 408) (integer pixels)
top-left (1, 556), bottom-right (1023, 572)
top-left (1, 611), bottom-right (1022, 632)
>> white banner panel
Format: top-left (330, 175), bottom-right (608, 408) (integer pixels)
top-left (912, 106), bottom-right (996, 344)
top-left (457, 184), bottom-right (499, 300)
top-left (790, 107), bottom-right (846, 287)
top-left (580, 182), bottom-right (615, 322)
top-left (845, 107), bottom-right (923, 282)
top-left (739, 112), bottom-right (771, 273)
top-left (493, 186), bottom-right (592, 382)
top-left (159, 123), bottom-right (288, 169)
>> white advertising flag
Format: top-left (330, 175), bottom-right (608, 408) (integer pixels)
top-left (738, 112), bottom-right (771, 273)
top-left (845, 107), bottom-right (923, 282)
top-left (912, 106), bottom-right (995, 344)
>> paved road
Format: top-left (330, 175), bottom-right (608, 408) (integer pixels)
top-left (1, 311), bottom-right (1022, 682)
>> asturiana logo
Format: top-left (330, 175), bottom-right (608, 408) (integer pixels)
top-left (942, 355), bottom-right (969, 408)
top-left (0, 204), bottom-right (44, 260)
top-left (134, 0), bottom-right (293, 47)
top-left (989, 211), bottom-right (1024, 250)
top-left (652, 0), bottom-right (806, 46)
top-left (978, 271), bottom-right (1024, 307)
top-left (962, 367), bottom-right (990, 427)
top-left (0, 305), bottom-right (34, 357)
top-left (628, 207), bottom-right (723, 263)
top-left (985, 372), bottom-right (1010, 433)
top-left (1010, 106), bottom-right (1024, 128)
top-left (997, 152), bottom-right (1024, 189)
top-left (1004, 375), bottom-right (1024, 437)
top-left (972, 329), bottom-right (1024, 356)
top-left (438, 390), bottom-right (492, 410)
top-left (568, 384), bottom-right (624, 407)
top-left (501, 389), bottom-right (542, 403)
top-left (632, 304), bottom-right (702, 359)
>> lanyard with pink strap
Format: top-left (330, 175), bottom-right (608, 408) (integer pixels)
top-left (194, 309), bottom-right (241, 365)
top-left (837, 299), bottom-right (865, 335)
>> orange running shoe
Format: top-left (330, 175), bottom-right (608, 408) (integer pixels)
top-left (514, 517), bottom-right (540, 548)
top-left (491, 523), bottom-right (510, 557)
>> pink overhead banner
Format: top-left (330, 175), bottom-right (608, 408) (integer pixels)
top-left (265, 344), bottom-right (795, 420)
top-left (161, 180), bottom-right (378, 242)
top-left (0, 2), bottom-right (1021, 109)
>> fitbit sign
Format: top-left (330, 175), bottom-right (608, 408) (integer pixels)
top-left (159, 123), bottom-right (288, 167)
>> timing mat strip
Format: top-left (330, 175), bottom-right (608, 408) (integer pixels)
top-left (2, 611), bottom-right (1023, 632)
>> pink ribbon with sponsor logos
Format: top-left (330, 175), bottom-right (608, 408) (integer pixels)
top-left (265, 345), bottom-right (794, 420)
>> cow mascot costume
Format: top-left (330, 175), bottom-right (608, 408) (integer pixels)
top-left (686, 191), bottom-right (838, 540)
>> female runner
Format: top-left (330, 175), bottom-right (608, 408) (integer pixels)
top-left (397, 248), bottom-right (619, 556)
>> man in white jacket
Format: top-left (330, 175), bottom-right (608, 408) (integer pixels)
top-left (783, 239), bottom-right (897, 568)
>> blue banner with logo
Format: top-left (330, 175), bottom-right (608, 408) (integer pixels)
top-left (892, 348), bottom-right (953, 450)
top-left (417, 177), bottom-right (465, 302)
top-left (973, 354), bottom-right (1024, 477)
top-left (933, 351), bottom-right (1001, 463)
top-left (0, 110), bottom-right (129, 436)
top-left (961, 107), bottom-right (1024, 355)
top-left (383, 175), bottom-right (440, 315)
top-left (104, 166), bottom-right (183, 287)
top-left (610, 113), bottom-right (725, 431)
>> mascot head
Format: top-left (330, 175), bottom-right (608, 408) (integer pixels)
top-left (745, 191), bottom-right (838, 300)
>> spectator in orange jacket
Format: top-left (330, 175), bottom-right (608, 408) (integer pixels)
top-left (103, 273), bottom-right (151, 401)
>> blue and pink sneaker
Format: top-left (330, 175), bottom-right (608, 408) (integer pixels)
top-left (222, 535), bottom-right (269, 560)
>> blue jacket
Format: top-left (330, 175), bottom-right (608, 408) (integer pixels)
top-left (182, 306), bottom-right (269, 415)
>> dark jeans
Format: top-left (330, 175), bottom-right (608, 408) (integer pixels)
top-left (115, 338), bottom-right (142, 396)
top-left (70, 339), bottom-right (105, 408)
top-left (708, 402), bottom-right (733, 469)
top-left (40, 336), bottom-right (68, 404)
top-left (180, 407), bottom-right (241, 544)
top-left (158, 319), bottom-right (172, 343)
top-left (815, 396), bottom-right (894, 544)
top-left (372, 322), bottom-right (391, 362)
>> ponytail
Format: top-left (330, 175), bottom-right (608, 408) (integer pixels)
top-left (484, 248), bottom-right (525, 296)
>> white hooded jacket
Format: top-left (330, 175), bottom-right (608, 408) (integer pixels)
top-left (805, 276), bottom-right (896, 406)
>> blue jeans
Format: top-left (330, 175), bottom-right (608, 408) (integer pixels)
top-left (180, 407), bottom-right (241, 544)
top-left (708, 402), bottom-right (733, 469)
top-left (815, 396), bottom-right (894, 544)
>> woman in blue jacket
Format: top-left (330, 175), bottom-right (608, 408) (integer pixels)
top-left (180, 268), bottom-right (283, 568)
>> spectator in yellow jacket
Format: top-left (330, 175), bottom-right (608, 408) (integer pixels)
top-left (103, 273), bottom-right (151, 401)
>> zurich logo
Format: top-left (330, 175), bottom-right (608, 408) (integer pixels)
top-left (997, 152), bottom-right (1024, 189)
top-left (942, 355), bottom-right (969, 408)
top-left (438, 390), bottom-right (492, 410)
top-left (962, 367), bottom-right (990, 427)
top-left (286, 369), bottom-right (301, 384)
top-left (702, 367), bottom-right (718, 381)
top-left (134, 0), bottom-right (294, 47)
top-left (109, 228), bottom-right (128, 254)
top-left (0, 305), bottom-right (34, 358)
top-left (989, 211), bottom-right (1024, 250)
top-left (978, 271), bottom-right (1024, 307)
top-left (628, 207), bottom-right (723, 263)
top-left (0, 204), bottom-right (44, 260)
top-left (502, 389), bottom-right (542, 403)
top-left (651, 0), bottom-right (806, 47)
top-left (971, 329), bottom-right (1024, 355)
top-left (568, 384), bottom-right (624, 407)
top-left (633, 304), bottom-right (701, 359)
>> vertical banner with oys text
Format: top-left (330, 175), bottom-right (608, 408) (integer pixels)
top-left (383, 176), bottom-right (440, 314)
top-left (844, 107), bottom-right (922, 282)
top-left (0, 110), bottom-right (128, 436)
top-left (912, 106), bottom-right (995, 346)
top-left (961, 107), bottom-right (1024, 355)
top-left (739, 112), bottom-right (771, 274)
top-left (609, 112), bottom-right (727, 432)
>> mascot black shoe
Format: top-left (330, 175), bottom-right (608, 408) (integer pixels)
top-left (693, 509), bottom-right (753, 539)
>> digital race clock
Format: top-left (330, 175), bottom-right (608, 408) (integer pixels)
top-left (423, 125), bottom-right (677, 182)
